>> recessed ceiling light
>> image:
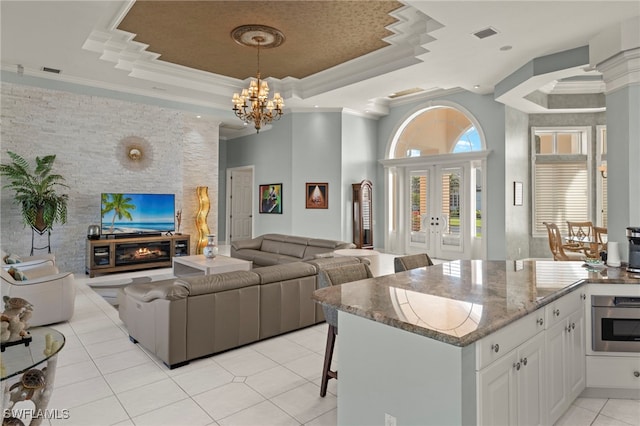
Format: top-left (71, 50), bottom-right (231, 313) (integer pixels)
top-left (314, 105), bottom-right (319, 108)
top-left (500, 45), bottom-right (513, 51)
top-left (196, 115), bottom-right (201, 119)
top-left (474, 85), bottom-right (480, 89)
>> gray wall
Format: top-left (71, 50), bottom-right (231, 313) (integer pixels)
top-left (376, 91), bottom-right (507, 260)
top-left (505, 107), bottom-right (531, 260)
top-left (224, 112), bottom-right (372, 243)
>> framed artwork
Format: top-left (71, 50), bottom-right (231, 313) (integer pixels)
top-left (513, 181), bottom-right (523, 206)
top-left (259, 183), bottom-right (282, 214)
top-left (306, 182), bottom-right (328, 209)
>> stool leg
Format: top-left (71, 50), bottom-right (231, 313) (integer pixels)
top-left (320, 324), bottom-right (337, 397)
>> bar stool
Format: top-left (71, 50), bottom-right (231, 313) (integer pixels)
top-left (317, 262), bottom-right (373, 397)
top-left (393, 253), bottom-right (434, 272)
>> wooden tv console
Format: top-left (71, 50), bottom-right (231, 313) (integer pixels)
top-left (85, 234), bottom-right (190, 278)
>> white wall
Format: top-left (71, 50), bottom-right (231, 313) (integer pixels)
top-left (0, 82), bottom-right (219, 274)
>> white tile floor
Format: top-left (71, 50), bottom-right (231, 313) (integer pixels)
top-left (31, 250), bottom-right (640, 425)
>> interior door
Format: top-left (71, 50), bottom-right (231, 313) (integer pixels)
top-left (229, 168), bottom-right (253, 242)
top-left (408, 164), bottom-right (470, 259)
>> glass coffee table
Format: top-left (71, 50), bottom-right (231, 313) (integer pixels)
top-left (1, 326), bottom-right (66, 426)
top-left (172, 254), bottom-right (252, 277)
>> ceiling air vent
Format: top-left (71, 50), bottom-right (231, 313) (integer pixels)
top-left (42, 66), bottom-right (61, 74)
top-left (473, 27), bottom-right (499, 39)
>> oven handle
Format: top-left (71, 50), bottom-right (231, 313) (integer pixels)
top-left (614, 297), bottom-right (640, 307)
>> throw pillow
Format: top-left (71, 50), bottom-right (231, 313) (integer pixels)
top-left (4, 253), bottom-right (21, 264)
top-left (6, 266), bottom-right (27, 281)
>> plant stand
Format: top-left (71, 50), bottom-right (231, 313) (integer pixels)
top-left (31, 227), bottom-right (51, 256)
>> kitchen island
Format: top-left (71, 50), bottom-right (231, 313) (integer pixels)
top-left (313, 260), bottom-right (640, 426)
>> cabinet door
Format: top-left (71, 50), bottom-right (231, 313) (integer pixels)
top-left (546, 319), bottom-right (568, 424)
top-left (517, 332), bottom-right (546, 426)
top-left (567, 308), bottom-right (586, 401)
top-left (478, 350), bottom-right (518, 426)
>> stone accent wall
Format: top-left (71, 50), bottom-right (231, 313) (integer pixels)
top-left (0, 83), bottom-right (219, 274)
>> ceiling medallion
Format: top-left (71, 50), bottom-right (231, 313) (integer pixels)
top-left (231, 25), bottom-right (285, 133)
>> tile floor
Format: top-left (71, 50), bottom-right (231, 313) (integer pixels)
top-left (22, 250), bottom-right (640, 425)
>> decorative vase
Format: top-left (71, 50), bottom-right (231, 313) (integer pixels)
top-left (203, 234), bottom-right (218, 259)
top-left (87, 224), bottom-right (101, 240)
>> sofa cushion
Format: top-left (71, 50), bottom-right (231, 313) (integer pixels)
top-left (176, 271), bottom-right (260, 296)
top-left (124, 280), bottom-right (189, 302)
top-left (253, 262), bottom-right (317, 284)
top-left (261, 239), bottom-right (307, 258)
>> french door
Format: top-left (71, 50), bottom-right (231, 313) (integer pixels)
top-left (408, 164), bottom-right (473, 260)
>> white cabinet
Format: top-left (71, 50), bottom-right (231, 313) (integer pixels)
top-left (477, 317), bottom-right (546, 426)
top-left (545, 291), bottom-right (586, 425)
top-left (587, 355), bottom-right (640, 389)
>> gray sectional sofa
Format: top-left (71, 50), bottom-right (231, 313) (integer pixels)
top-left (119, 256), bottom-right (367, 368)
top-left (231, 233), bottom-right (355, 266)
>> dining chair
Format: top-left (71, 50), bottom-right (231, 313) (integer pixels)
top-left (394, 253), bottom-right (434, 273)
top-left (593, 226), bottom-right (608, 252)
top-left (317, 262), bottom-right (373, 397)
top-left (544, 222), bottom-right (589, 261)
top-left (565, 221), bottom-right (594, 251)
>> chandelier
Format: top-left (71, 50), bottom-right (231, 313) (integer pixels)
top-left (231, 25), bottom-right (285, 133)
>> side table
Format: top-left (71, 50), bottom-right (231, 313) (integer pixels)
top-left (1, 327), bottom-right (66, 426)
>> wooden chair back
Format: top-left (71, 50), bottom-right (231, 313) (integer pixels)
top-left (544, 222), bottom-right (587, 261)
top-left (593, 226), bottom-right (608, 252)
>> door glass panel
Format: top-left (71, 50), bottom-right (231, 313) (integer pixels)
top-left (440, 167), bottom-right (462, 249)
top-left (410, 172), bottom-right (429, 245)
top-left (475, 167), bottom-right (483, 238)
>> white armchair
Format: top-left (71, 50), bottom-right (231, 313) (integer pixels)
top-left (1, 249), bottom-right (56, 271)
top-left (1, 263), bottom-right (75, 327)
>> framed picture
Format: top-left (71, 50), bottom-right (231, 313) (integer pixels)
top-left (259, 183), bottom-right (282, 214)
top-left (306, 182), bottom-right (328, 209)
top-left (513, 181), bottom-right (523, 206)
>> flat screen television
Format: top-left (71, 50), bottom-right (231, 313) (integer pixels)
top-left (101, 193), bottom-right (175, 235)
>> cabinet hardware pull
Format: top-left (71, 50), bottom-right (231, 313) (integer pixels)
top-left (513, 362), bottom-right (521, 371)
top-left (634, 371), bottom-right (639, 378)
top-left (566, 325), bottom-right (572, 333)
top-left (581, 294), bottom-right (586, 300)
top-left (536, 318), bottom-right (544, 326)
top-left (521, 357), bottom-right (528, 366)
top-left (491, 344), bottom-right (499, 353)
top-left (554, 308), bottom-right (560, 317)
top-left (571, 322), bottom-right (575, 330)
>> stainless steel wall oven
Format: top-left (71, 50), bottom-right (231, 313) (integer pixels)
top-left (592, 296), bottom-right (640, 353)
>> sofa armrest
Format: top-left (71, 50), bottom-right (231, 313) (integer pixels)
top-left (231, 236), bottom-right (264, 251)
top-left (176, 271), bottom-right (260, 296)
top-left (2, 258), bottom-right (56, 271)
top-left (124, 280), bottom-right (189, 302)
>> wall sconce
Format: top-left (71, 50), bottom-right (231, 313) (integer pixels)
top-left (598, 164), bottom-right (607, 179)
top-left (195, 186), bottom-right (210, 254)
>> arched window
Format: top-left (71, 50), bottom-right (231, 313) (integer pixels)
top-left (392, 106), bottom-right (483, 158)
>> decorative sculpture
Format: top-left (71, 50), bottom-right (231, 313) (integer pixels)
top-left (195, 186), bottom-right (210, 254)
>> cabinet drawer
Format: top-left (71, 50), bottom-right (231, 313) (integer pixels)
top-left (476, 312), bottom-right (545, 370)
top-left (586, 355), bottom-right (640, 389)
top-left (545, 291), bottom-right (584, 328)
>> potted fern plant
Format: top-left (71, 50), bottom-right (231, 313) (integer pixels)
top-left (0, 151), bottom-right (69, 233)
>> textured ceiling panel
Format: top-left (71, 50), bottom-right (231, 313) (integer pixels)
top-left (118, 0), bottom-right (404, 80)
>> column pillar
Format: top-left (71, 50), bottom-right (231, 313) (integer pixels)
top-left (592, 18), bottom-right (640, 262)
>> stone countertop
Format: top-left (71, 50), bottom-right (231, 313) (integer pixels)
top-left (312, 260), bottom-right (640, 347)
